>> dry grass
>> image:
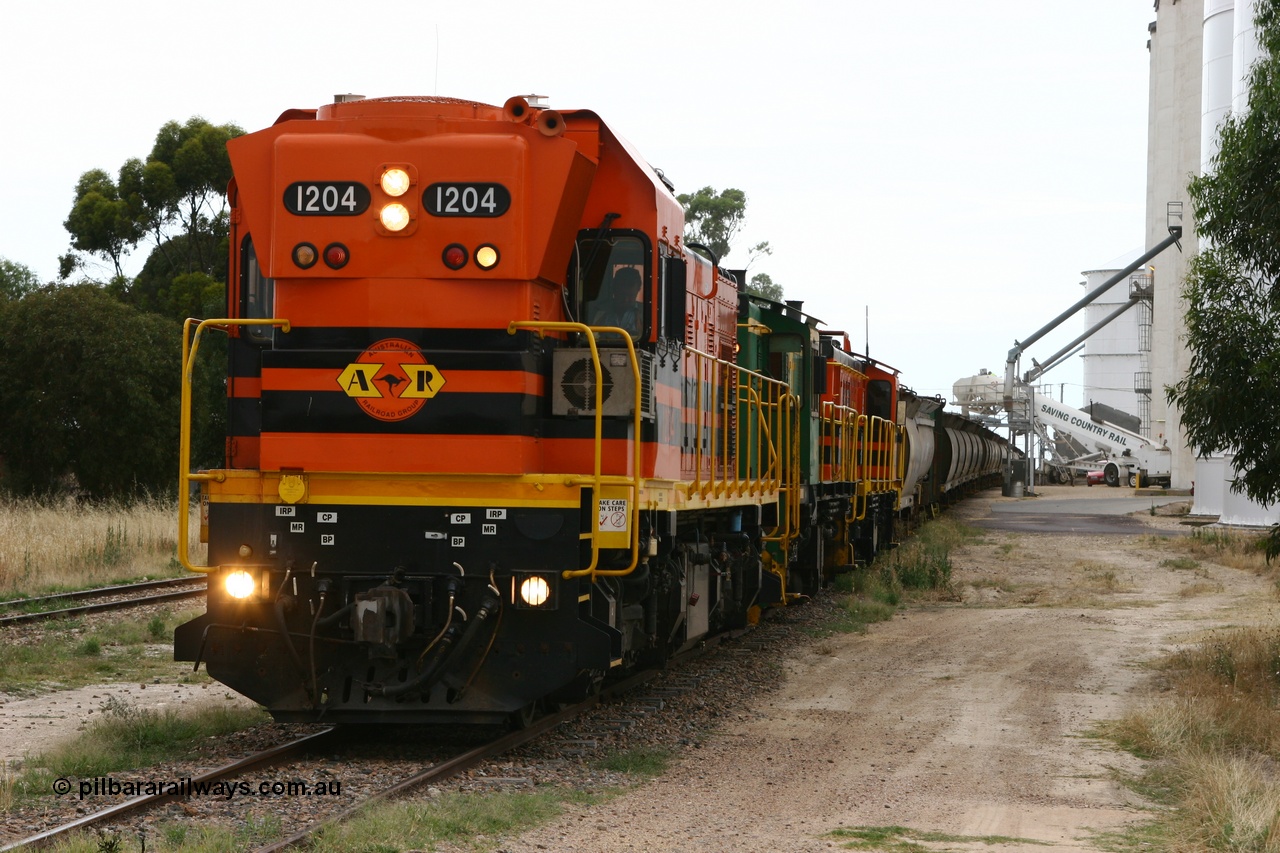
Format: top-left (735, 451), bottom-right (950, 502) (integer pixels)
top-left (1178, 581), bottom-right (1226, 598)
top-left (0, 496), bottom-right (204, 598)
top-left (1166, 528), bottom-right (1273, 573)
top-left (1101, 626), bottom-right (1280, 851)
top-left (1072, 560), bottom-right (1135, 593)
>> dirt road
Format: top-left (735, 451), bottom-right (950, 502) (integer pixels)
top-left (492, 485), bottom-right (1278, 853)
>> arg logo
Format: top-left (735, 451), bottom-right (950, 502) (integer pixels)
top-left (336, 338), bottom-right (445, 422)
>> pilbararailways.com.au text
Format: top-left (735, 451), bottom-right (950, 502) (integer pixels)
top-left (54, 776), bottom-right (342, 800)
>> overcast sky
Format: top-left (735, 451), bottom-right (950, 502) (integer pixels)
top-left (2, 1), bottom-right (1159, 405)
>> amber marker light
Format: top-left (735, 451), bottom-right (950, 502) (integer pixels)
top-left (475, 244), bottom-right (499, 269)
top-left (379, 203), bottom-right (411, 232)
top-left (224, 570), bottom-right (255, 600)
top-left (293, 243), bottom-right (318, 269)
top-left (443, 243), bottom-right (468, 270)
top-left (380, 167), bottom-right (411, 197)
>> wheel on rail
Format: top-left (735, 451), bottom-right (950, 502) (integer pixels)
top-left (508, 701), bottom-right (539, 730)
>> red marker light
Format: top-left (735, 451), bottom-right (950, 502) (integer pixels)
top-left (323, 243), bottom-right (349, 269)
top-left (443, 244), bottom-right (468, 270)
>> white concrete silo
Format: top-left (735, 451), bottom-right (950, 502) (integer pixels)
top-left (1202, 0), bottom-right (1236, 174)
top-left (1078, 249), bottom-right (1147, 428)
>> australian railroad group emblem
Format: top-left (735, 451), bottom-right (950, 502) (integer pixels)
top-left (336, 338), bottom-right (446, 422)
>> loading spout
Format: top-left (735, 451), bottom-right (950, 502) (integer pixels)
top-left (1024, 297), bottom-right (1143, 384)
top-left (1003, 207), bottom-right (1182, 412)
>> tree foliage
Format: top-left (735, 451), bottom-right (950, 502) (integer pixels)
top-left (748, 272), bottom-right (784, 301)
top-left (62, 168), bottom-right (143, 280)
top-left (0, 257), bottom-right (40, 301)
top-left (1167, 2), bottom-right (1280, 552)
top-left (677, 186), bottom-right (747, 263)
top-left (677, 185), bottom-right (782, 298)
top-left (0, 285), bottom-right (180, 499)
top-left (63, 117), bottom-right (243, 296)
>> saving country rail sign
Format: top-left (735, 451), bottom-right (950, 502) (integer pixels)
top-left (337, 338), bottom-right (446, 422)
top-left (1038, 402), bottom-right (1129, 447)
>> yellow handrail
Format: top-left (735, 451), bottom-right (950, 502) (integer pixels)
top-left (508, 321), bottom-right (643, 581)
top-left (178, 317), bottom-right (291, 574)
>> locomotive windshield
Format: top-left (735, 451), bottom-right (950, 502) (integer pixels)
top-left (574, 233), bottom-right (647, 342)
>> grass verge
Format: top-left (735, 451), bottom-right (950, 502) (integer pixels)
top-left (1096, 626), bottom-right (1280, 851)
top-left (826, 825), bottom-right (1051, 850)
top-left (822, 517), bottom-right (976, 635)
top-left (0, 607), bottom-right (207, 695)
top-left (7, 698), bottom-right (267, 816)
top-left (308, 788), bottom-right (605, 853)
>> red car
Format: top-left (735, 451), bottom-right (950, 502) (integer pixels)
top-left (1085, 470), bottom-right (1107, 486)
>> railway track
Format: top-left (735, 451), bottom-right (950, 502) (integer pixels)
top-left (1, 637), bottom-right (745, 851)
top-left (0, 727), bottom-right (340, 851)
top-left (3, 672), bottom-right (659, 851)
top-left (0, 576), bottom-right (207, 627)
top-left (253, 698), bottom-right (607, 852)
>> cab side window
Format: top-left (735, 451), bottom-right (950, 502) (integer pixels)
top-left (574, 232), bottom-right (648, 342)
top-left (241, 237), bottom-right (275, 345)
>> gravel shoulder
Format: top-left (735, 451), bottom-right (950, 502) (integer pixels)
top-left (483, 485), bottom-right (1278, 853)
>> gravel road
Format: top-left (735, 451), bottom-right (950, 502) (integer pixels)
top-left (467, 485), bottom-right (1276, 853)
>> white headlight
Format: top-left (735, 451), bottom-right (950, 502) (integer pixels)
top-left (380, 168), bottom-right (411, 197)
top-left (518, 576), bottom-right (551, 607)
top-left (379, 203), bottom-right (411, 232)
top-left (224, 570), bottom-right (255, 600)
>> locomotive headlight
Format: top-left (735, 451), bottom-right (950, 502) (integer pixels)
top-left (380, 168), bottom-right (411, 197)
top-left (224, 570), bottom-right (256, 600)
top-left (379, 203), bottom-right (411, 232)
top-left (517, 575), bottom-right (552, 608)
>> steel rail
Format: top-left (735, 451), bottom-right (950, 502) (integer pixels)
top-left (0, 576), bottom-right (205, 610)
top-left (1, 727), bottom-right (339, 851)
top-left (252, 700), bottom-right (606, 853)
top-left (0, 580), bottom-right (207, 627)
top-left (254, 634), bottom-right (744, 851)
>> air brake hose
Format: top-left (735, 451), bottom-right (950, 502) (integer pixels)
top-left (371, 620), bottom-right (467, 698)
top-left (272, 596), bottom-right (308, 678)
top-left (440, 594), bottom-right (502, 693)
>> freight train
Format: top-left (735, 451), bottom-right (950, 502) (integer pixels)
top-left (174, 94), bottom-right (1011, 725)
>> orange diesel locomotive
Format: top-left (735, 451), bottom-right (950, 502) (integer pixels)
top-left (175, 94), bottom-right (1005, 724)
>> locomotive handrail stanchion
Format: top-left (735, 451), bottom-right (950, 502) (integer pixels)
top-left (506, 321), bottom-right (642, 580)
top-left (740, 376), bottom-right (762, 498)
top-left (708, 356), bottom-right (734, 500)
top-left (718, 360), bottom-right (732, 500)
top-left (739, 378), bottom-right (780, 498)
top-left (893, 425), bottom-right (907, 510)
top-left (740, 383), bottom-right (773, 498)
top-left (761, 391), bottom-right (801, 595)
top-left (854, 414), bottom-right (870, 523)
top-left (178, 317), bottom-right (290, 574)
top-left (687, 348), bottom-right (704, 500)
